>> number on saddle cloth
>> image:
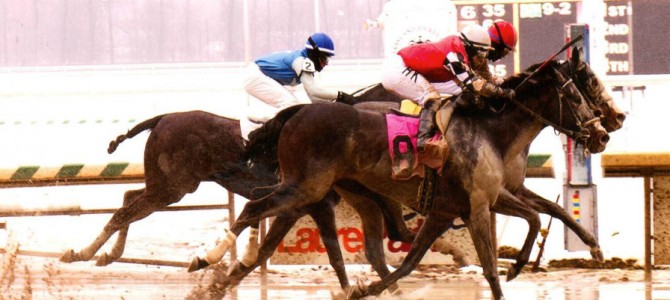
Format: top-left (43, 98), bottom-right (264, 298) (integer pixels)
top-left (386, 114), bottom-right (419, 179)
top-left (385, 112), bottom-right (448, 180)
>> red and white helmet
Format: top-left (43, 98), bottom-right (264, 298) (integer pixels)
top-left (488, 20), bottom-right (518, 51)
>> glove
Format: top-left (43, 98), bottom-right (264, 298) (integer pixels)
top-left (501, 88), bottom-right (515, 100)
top-left (336, 91), bottom-right (356, 105)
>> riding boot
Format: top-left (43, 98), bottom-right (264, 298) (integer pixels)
top-left (417, 99), bottom-right (439, 152)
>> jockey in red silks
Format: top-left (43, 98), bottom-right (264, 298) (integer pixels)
top-left (381, 24), bottom-right (515, 152)
top-left (474, 20), bottom-right (519, 85)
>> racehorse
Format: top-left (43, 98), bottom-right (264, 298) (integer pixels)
top-left (202, 60), bottom-right (610, 300)
top-left (59, 83), bottom-right (460, 295)
top-left (197, 48), bottom-right (625, 296)
top-left (59, 50), bottom-right (621, 298)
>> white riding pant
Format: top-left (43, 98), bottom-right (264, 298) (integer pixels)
top-left (240, 64), bottom-right (309, 140)
top-left (381, 54), bottom-right (462, 106)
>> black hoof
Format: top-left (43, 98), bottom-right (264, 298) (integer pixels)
top-left (188, 256), bottom-right (210, 273)
top-left (60, 249), bottom-right (77, 263)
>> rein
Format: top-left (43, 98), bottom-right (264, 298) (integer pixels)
top-left (504, 35), bottom-right (595, 142)
top-left (506, 68), bottom-right (595, 142)
top-left (351, 83), bottom-right (379, 97)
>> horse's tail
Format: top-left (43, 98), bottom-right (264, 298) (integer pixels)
top-left (108, 114), bottom-right (168, 154)
top-left (244, 104), bottom-right (307, 167)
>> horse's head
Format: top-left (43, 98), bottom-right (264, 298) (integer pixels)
top-left (559, 47), bottom-right (626, 132)
top-left (508, 61), bottom-right (609, 154)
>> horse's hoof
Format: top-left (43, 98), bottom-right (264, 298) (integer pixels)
top-left (226, 260), bottom-right (254, 277)
top-left (591, 247), bottom-right (604, 262)
top-left (188, 256), bottom-right (210, 273)
top-left (453, 255), bottom-right (472, 268)
top-left (388, 283), bottom-right (402, 295)
top-left (345, 285), bottom-right (365, 300)
top-left (95, 253), bottom-right (112, 266)
top-left (60, 249), bottom-right (76, 263)
top-left (506, 266), bottom-right (520, 281)
top-left (366, 281), bottom-right (386, 296)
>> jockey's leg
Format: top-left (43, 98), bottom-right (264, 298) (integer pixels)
top-left (417, 97), bottom-right (440, 152)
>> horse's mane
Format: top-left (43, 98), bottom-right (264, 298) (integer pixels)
top-left (468, 60), bottom-right (562, 116)
top-left (244, 104), bottom-right (308, 169)
top-left (502, 60), bottom-right (561, 90)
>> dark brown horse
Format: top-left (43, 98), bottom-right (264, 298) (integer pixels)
top-left (198, 48), bottom-right (624, 296)
top-left (59, 84), bottom-right (445, 295)
top-left (201, 61), bottom-right (609, 300)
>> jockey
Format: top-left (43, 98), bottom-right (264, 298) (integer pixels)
top-left (381, 24), bottom-right (515, 152)
top-left (474, 20), bottom-right (519, 85)
top-left (241, 32), bottom-right (355, 139)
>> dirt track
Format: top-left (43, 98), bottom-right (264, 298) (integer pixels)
top-left (4, 245), bottom-right (670, 300)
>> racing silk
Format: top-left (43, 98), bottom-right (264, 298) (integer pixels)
top-left (253, 48), bottom-right (337, 102)
top-left (255, 49), bottom-right (306, 86)
top-left (398, 35), bottom-right (470, 83)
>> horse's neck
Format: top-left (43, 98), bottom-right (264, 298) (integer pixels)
top-left (460, 103), bottom-right (547, 163)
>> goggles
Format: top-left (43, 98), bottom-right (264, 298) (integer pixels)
top-left (475, 50), bottom-right (489, 59)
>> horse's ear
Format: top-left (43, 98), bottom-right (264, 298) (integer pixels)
top-left (571, 46), bottom-right (583, 65)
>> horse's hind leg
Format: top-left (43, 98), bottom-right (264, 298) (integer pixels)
top-left (95, 188), bottom-right (144, 266)
top-left (334, 187), bottom-right (398, 295)
top-left (306, 194), bottom-right (351, 291)
top-left (493, 189), bottom-right (541, 281)
top-left (521, 187), bottom-right (603, 261)
top-left (61, 188), bottom-right (177, 264)
top-left (193, 182), bottom-right (330, 270)
top-left (222, 194), bottom-right (348, 293)
top-left (223, 211), bottom-right (305, 290)
top-left (353, 214), bottom-right (452, 299)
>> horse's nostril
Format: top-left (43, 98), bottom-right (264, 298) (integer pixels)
top-left (600, 134), bottom-right (610, 144)
top-left (617, 113), bottom-right (626, 123)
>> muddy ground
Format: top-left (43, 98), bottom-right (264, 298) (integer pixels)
top-left (2, 242), bottom-right (669, 300)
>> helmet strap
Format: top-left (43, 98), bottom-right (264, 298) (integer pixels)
top-left (307, 36), bottom-right (325, 71)
top-left (307, 36), bottom-right (321, 54)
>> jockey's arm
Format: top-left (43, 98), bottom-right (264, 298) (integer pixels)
top-left (443, 51), bottom-right (478, 94)
top-left (472, 60), bottom-right (508, 97)
top-left (292, 57), bottom-right (338, 102)
top-left (444, 52), bottom-right (511, 100)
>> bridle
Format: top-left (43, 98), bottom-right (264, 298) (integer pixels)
top-left (559, 59), bottom-right (608, 114)
top-left (506, 65), bottom-right (599, 144)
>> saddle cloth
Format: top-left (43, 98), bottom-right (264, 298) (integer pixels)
top-left (385, 111), bottom-right (448, 180)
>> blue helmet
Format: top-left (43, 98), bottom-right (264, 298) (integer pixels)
top-left (305, 32), bottom-right (335, 57)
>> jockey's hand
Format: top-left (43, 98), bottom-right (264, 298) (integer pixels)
top-left (501, 88), bottom-right (515, 100)
top-left (336, 91), bottom-right (356, 105)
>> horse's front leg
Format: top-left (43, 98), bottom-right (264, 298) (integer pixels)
top-left (493, 188), bottom-right (541, 281)
top-left (520, 187), bottom-right (603, 261)
top-left (465, 194), bottom-right (504, 300)
top-left (351, 213), bottom-right (452, 299)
